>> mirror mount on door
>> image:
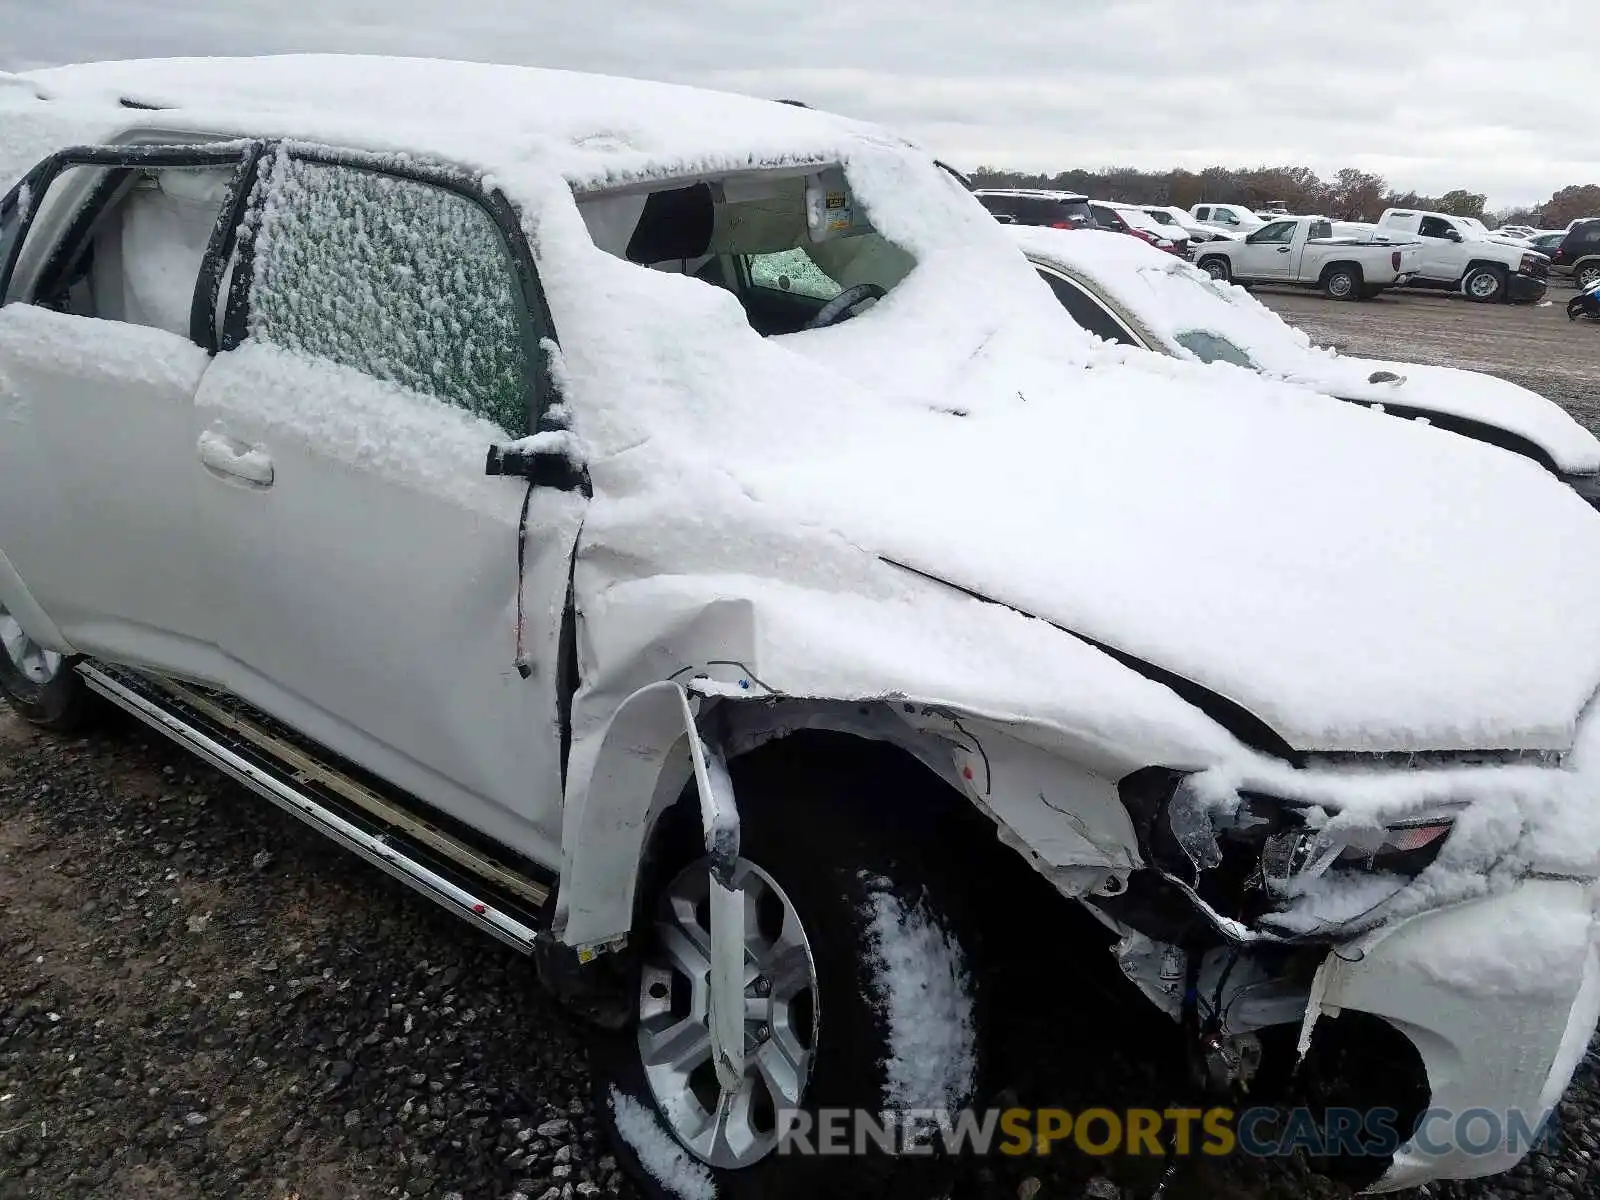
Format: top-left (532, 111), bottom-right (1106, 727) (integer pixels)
top-left (485, 438), bottom-right (588, 492)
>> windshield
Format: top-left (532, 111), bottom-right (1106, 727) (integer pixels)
top-left (576, 165), bottom-right (916, 337)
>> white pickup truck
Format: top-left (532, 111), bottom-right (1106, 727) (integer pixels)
top-left (1376, 208), bottom-right (1550, 302)
top-left (1188, 202), bottom-right (1265, 234)
top-left (1192, 216), bottom-right (1421, 300)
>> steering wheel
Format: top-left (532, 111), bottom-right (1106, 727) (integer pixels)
top-left (805, 283), bottom-right (888, 330)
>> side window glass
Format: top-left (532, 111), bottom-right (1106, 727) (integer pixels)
top-left (1195, 207), bottom-right (1210, 220)
top-left (1037, 269), bottom-right (1138, 347)
top-left (1251, 221), bottom-right (1295, 244)
top-left (13, 162), bottom-right (235, 336)
top-left (746, 247), bottom-right (843, 302)
top-left (1174, 329), bottom-right (1256, 369)
top-left (1418, 216), bottom-right (1452, 238)
top-left (249, 155), bottom-right (531, 435)
top-left (1309, 220), bottom-right (1332, 240)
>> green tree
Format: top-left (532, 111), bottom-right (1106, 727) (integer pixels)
top-left (1436, 189), bottom-right (1488, 219)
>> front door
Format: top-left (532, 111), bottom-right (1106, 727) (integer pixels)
top-left (1235, 220), bottom-right (1298, 280)
top-left (1415, 215), bottom-right (1462, 282)
top-left (191, 148), bottom-right (585, 863)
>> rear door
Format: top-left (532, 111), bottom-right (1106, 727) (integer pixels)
top-left (0, 144), bottom-right (254, 675)
top-left (191, 146), bottom-right (584, 862)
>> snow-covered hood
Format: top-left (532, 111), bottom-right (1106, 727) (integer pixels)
top-left (752, 393), bottom-right (1600, 756)
top-left (1011, 226), bottom-right (1600, 475)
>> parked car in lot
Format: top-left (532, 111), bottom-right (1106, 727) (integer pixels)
top-left (972, 187), bottom-right (1092, 229)
top-left (1139, 203), bottom-right (1237, 244)
top-left (1548, 218), bottom-right (1600, 290)
top-left (5, 56), bottom-right (1600, 1200)
top-left (1188, 202), bottom-right (1266, 233)
top-left (1191, 215), bottom-right (1421, 299)
top-left (1529, 230), bottom-right (1568, 258)
top-left (1089, 201), bottom-right (1188, 257)
top-left (1376, 208), bottom-right (1549, 302)
top-left (1011, 225), bottom-right (1600, 500)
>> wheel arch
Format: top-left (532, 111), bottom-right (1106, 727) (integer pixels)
top-left (552, 689), bottom-right (1143, 955)
top-left (1319, 259), bottom-right (1364, 283)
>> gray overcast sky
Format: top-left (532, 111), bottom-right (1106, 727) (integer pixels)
top-left (1, 0), bottom-right (1594, 208)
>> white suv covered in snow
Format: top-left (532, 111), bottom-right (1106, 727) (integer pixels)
top-left (3, 56), bottom-right (1600, 1199)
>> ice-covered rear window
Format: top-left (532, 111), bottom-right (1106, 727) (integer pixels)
top-left (249, 154), bottom-right (530, 435)
top-left (1174, 329), bottom-right (1256, 370)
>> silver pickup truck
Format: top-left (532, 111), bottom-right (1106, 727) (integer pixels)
top-left (1194, 215), bottom-right (1422, 300)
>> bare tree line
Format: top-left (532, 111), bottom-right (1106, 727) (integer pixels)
top-left (969, 164), bottom-right (1600, 229)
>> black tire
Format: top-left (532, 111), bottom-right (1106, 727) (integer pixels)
top-left (0, 608), bottom-right (95, 731)
top-left (1197, 255), bottom-right (1231, 284)
top-left (592, 738), bottom-right (985, 1200)
top-left (1462, 264), bottom-right (1507, 303)
top-left (1359, 284), bottom-right (1385, 300)
top-left (1322, 263), bottom-right (1361, 301)
top-left (1577, 262), bottom-right (1600, 291)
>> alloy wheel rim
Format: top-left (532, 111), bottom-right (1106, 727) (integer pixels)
top-left (636, 857), bottom-right (819, 1169)
top-left (1469, 273), bottom-right (1498, 298)
top-left (1329, 274), bottom-right (1353, 297)
top-left (0, 604), bottom-right (62, 686)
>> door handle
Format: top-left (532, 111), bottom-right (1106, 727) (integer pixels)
top-left (1276, 246), bottom-right (1291, 253)
top-left (198, 430), bottom-right (274, 486)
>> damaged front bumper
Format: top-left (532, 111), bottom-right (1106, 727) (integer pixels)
top-left (1304, 877), bottom-right (1600, 1192)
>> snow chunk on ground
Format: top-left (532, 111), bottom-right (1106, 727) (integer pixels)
top-left (859, 875), bottom-right (978, 1114)
top-left (608, 1087), bottom-right (717, 1200)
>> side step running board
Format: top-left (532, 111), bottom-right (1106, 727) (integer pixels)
top-left (77, 662), bottom-right (544, 955)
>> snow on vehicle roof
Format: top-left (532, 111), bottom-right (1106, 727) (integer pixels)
top-left (11, 55), bottom-right (884, 194)
top-left (1010, 224), bottom-right (1600, 474)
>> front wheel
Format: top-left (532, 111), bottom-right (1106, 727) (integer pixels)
top-left (1198, 256), bottom-right (1232, 283)
top-left (1576, 262), bottom-right (1600, 291)
top-left (1463, 264), bottom-right (1507, 303)
top-left (0, 602), bottom-right (95, 730)
top-left (593, 745), bottom-right (985, 1200)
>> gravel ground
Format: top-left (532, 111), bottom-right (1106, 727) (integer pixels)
top-left (5, 294), bottom-right (1600, 1199)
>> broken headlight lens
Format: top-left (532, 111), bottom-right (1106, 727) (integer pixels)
top-left (1154, 781), bottom-right (1454, 936)
top-left (1258, 818), bottom-right (1453, 891)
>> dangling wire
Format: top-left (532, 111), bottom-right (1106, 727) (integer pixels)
top-left (513, 479), bottom-right (535, 679)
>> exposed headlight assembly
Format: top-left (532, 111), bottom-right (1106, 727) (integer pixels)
top-left (1127, 771), bottom-right (1455, 942)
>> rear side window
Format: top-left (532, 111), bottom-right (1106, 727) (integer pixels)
top-left (1572, 222), bottom-right (1600, 249)
top-left (976, 193), bottom-right (1017, 220)
top-left (7, 159), bottom-right (240, 336)
top-left (1090, 206), bottom-right (1126, 232)
top-left (1174, 329), bottom-right (1256, 369)
top-left (248, 153), bottom-right (532, 435)
top-left (1052, 197), bottom-right (1091, 226)
top-left (1036, 269), bottom-right (1140, 347)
